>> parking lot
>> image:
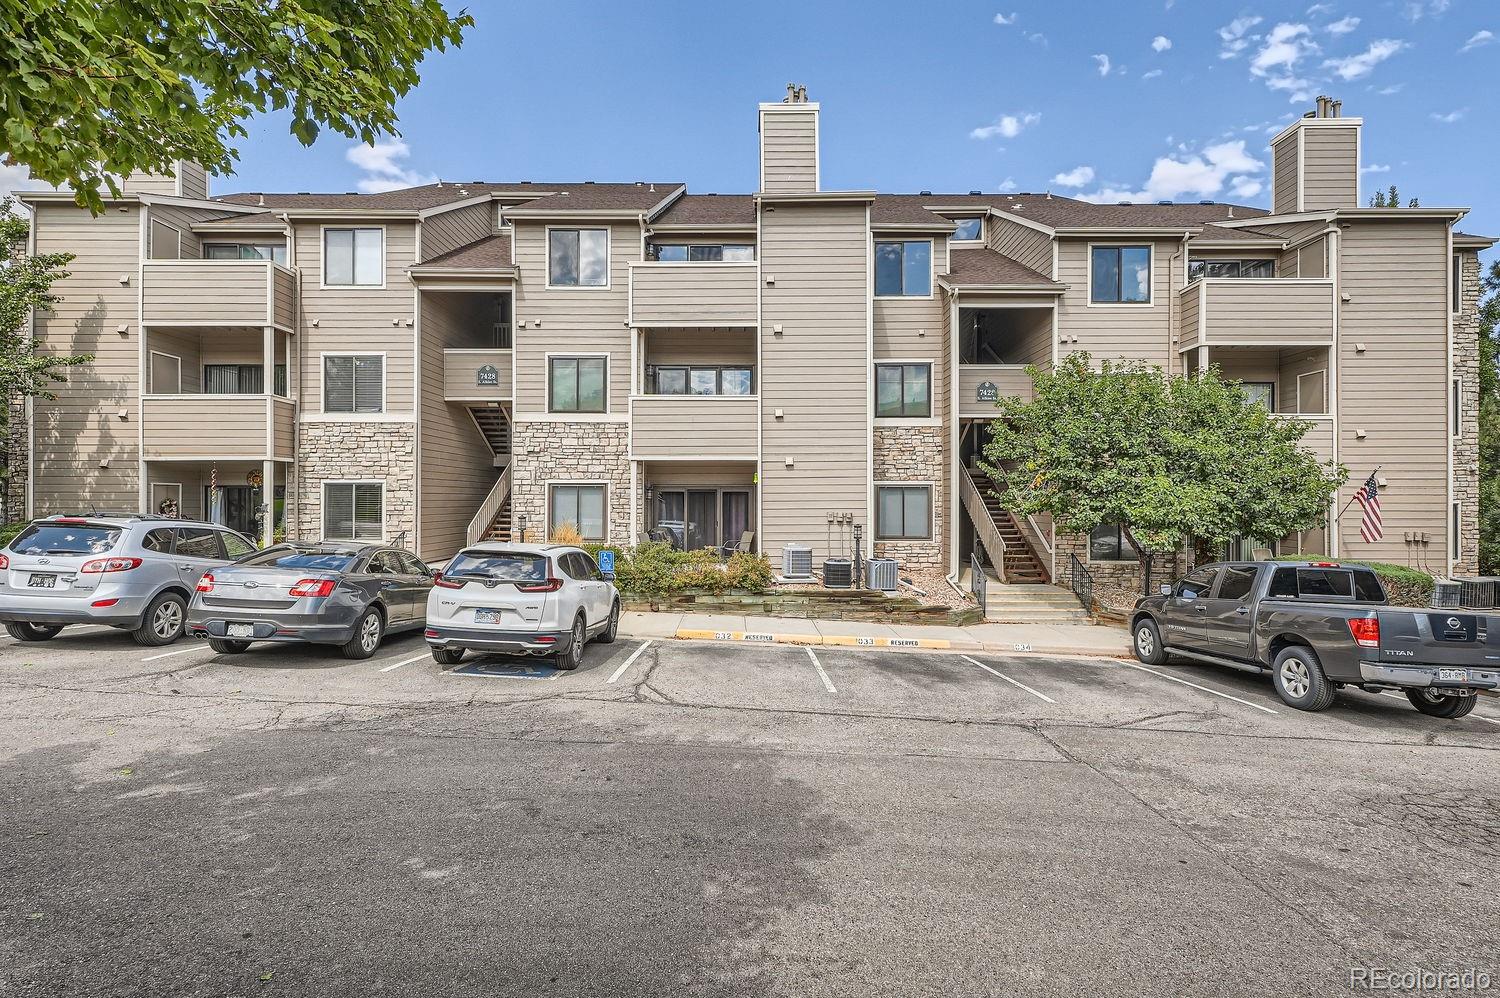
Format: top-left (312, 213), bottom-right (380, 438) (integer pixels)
top-left (2, 624), bottom-right (1498, 996)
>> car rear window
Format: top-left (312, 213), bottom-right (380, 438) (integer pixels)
top-left (240, 548), bottom-right (357, 572)
top-left (1266, 566), bottom-right (1386, 602)
top-left (446, 550), bottom-right (548, 582)
top-left (10, 522), bottom-right (121, 556)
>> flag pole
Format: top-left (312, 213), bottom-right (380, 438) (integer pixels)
top-left (1336, 467), bottom-right (1381, 522)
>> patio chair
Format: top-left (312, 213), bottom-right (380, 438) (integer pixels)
top-left (720, 531), bottom-right (754, 558)
top-left (1251, 547), bottom-right (1273, 561)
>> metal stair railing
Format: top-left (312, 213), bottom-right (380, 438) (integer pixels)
top-left (1068, 552), bottom-right (1095, 614)
top-left (960, 465), bottom-right (1009, 584)
top-left (465, 463), bottom-right (513, 547)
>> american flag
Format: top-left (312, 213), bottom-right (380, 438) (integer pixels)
top-left (1354, 472), bottom-right (1383, 543)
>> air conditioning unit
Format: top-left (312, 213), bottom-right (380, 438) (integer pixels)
top-left (822, 558), bottom-right (853, 589)
top-left (782, 544), bottom-right (814, 580)
top-left (867, 558), bottom-right (899, 592)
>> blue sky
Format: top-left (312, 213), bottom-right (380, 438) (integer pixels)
top-left (8, 1), bottom-right (1497, 247)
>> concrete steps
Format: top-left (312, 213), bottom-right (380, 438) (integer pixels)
top-left (964, 578), bottom-right (1094, 624)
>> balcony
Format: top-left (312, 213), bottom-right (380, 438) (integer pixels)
top-left (628, 262), bottom-right (758, 328)
top-left (142, 260), bottom-right (297, 330)
top-left (142, 396), bottom-right (295, 461)
top-left (958, 365), bottom-right (1034, 416)
top-left (1286, 414), bottom-right (1335, 465)
top-left (629, 395), bottom-right (758, 460)
top-left (443, 349), bottom-right (513, 402)
top-left (1180, 279), bottom-right (1334, 351)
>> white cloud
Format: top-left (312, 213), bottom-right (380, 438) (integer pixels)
top-left (1093, 53), bottom-right (1112, 76)
top-left (1027, 31), bottom-right (1048, 46)
top-left (345, 139), bottom-right (436, 193)
top-left (969, 112), bottom-right (1041, 140)
top-left (1360, 163), bottom-right (1392, 174)
top-left (1374, 82), bottom-right (1406, 95)
top-left (1218, 15), bottom-right (1263, 58)
top-left (993, 11), bottom-right (1017, 25)
top-left (1430, 107), bottom-right (1467, 123)
top-left (1402, 0), bottom-right (1449, 21)
top-left (1306, 3), bottom-right (1334, 14)
top-left (1229, 176), bottom-right (1264, 198)
top-left (1152, 35), bottom-right (1172, 52)
top-left (1080, 140), bottom-right (1265, 204)
top-left (1252, 22), bottom-right (1318, 75)
top-left (1325, 15), bottom-right (1360, 35)
top-left (1143, 69), bottom-right (1164, 79)
top-left (997, 177), bottom-right (1018, 193)
top-left (1051, 165), bottom-right (1096, 188)
top-left (0, 162), bottom-right (62, 201)
top-left (1323, 39), bottom-right (1406, 80)
top-left (1461, 30), bottom-right (1494, 53)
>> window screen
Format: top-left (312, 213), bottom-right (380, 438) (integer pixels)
top-left (324, 483), bottom-right (382, 541)
top-left (323, 355), bottom-right (384, 413)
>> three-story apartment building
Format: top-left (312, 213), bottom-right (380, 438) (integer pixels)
top-left (17, 91), bottom-right (1492, 589)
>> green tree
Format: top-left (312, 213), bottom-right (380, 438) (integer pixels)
top-left (1369, 184), bottom-right (1420, 208)
top-left (979, 353), bottom-right (1346, 591)
top-left (1, 1), bottom-right (472, 213)
top-left (1477, 260), bottom-right (1500, 572)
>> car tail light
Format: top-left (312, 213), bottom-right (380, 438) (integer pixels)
top-left (1348, 617), bottom-right (1380, 648)
top-left (517, 578), bottom-right (563, 593)
top-left (424, 629), bottom-right (439, 638)
top-left (289, 579), bottom-right (337, 598)
top-left (80, 557), bottom-right (142, 574)
top-left (432, 573), bottom-right (465, 589)
top-left (0, 554), bottom-right (9, 570)
top-left (196, 574), bottom-right (215, 593)
top-left (91, 598), bottom-right (119, 608)
top-left (1312, 562), bottom-right (1340, 568)
top-left (535, 635), bottom-right (556, 644)
top-left (54, 517), bottom-right (87, 524)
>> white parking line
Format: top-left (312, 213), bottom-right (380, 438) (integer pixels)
top-left (806, 647), bottom-right (836, 693)
top-left (140, 646), bottom-right (198, 662)
top-left (962, 656), bottom-right (1056, 704)
top-left (606, 640), bottom-right (651, 684)
top-left (1120, 660), bottom-right (1280, 715)
top-left (378, 652), bottom-right (430, 673)
top-left (1378, 689), bottom-right (1500, 726)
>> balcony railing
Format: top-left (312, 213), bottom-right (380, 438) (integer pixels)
top-left (1180, 278), bottom-right (1334, 351)
top-left (142, 260), bottom-right (297, 329)
top-left (443, 349), bottom-right (513, 402)
top-left (142, 395), bottom-right (294, 461)
top-left (629, 395), bottom-right (758, 460)
top-left (958, 364), bottom-right (1034, 416)
top-left (1285, 413), bottom-right (1335, 465)
top-left (628, 262), bottom-right (758, 328)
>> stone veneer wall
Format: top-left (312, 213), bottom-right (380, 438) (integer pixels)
top-left (294, 421), bottom-right (415, 544)
top-left (510, 421), bottom-right (631, 543)
top-left (1053, 531), bottom-right (1185, 593)
top-left (1453, 251), bottom-right (1481, 575)
top-left (5, 399), bottom-right (26, 522)
top-left (873, 425), bottom-right (944, 569)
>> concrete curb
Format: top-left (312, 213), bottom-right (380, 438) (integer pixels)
top-left (666, 627), bottom-right (1130, 659)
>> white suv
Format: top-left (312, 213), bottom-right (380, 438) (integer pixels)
top-left (424, 543), bottom-right (620, 670)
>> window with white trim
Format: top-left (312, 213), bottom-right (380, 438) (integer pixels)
top-left (1453, 501), bottom-right (1462, 560)
top-left (1089, 523), bottom-right (1139, 562)
top-left (1453, 376), bottom-right (1462, 437)
top-left (550, 485), bottom-right (606, 541)
top-left (549, 356), bottom-right (607, 413)
top-left (323, 355), bottom-right (384, 413)
top-left (324, 483), bottom-right (382, 541)
top-left (1453, 254), bottom-right (1462, 314)
top-left (549, 228), bottom-right (609, 286)
top-left (875, 363), bottom-right (931, 418)
top-left (876, 485), bottom-right (931, 540)
top-left (950, 218), bottom-right (983, 242)
top-left (874, 241), bottom-right (932, 296)
top-left (323, 228), bottom-right (383, 286)
top-left (1091, 245), bottom-right (1151, 304)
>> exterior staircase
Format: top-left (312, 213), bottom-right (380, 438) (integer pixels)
top-left (481, 494), bottom-right (513, 541)
top-left (966, 469), bottom-right (1049, 584)
top-left (468, 406), bottom-right (511, 465)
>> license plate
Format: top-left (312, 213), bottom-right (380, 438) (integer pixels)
top-left (226, 623), bottom-right (254, 638)
top-left (1437, 668), bottom-right (1468, 682)
top-left (27, 574), bottom-right (56, 588)
top-left (474, 609), bottom-right (503, 625)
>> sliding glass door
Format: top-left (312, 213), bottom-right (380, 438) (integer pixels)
top-left (652, 488), bottom-right (754, 551)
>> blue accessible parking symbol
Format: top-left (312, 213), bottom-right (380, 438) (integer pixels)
top-left (598, 550), bottom-right (615, 575)
top-left (453, 659), bottom-right (560, 681)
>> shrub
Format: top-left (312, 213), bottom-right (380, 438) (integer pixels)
top-left (0, 521), bottom-right (24, 548)
top-left (724, 551), bottom-right (774, 591)
top-left (1275, 553), bottom-right (1435, 606)
top-left (549, 521), bottom-right (585, 546)
top-left (585, 542), bottom-right (774, 600)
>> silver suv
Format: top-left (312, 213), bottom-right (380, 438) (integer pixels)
top-left (0, 514), bottom-right (258, 646)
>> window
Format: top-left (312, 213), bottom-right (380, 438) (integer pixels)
top-left (367, 551), bottom-right (403, 575)
top-left (1452, 377), bottom-right (1462, 436)
top-left (1453, 500), bottom-right (1462, 560)
top-left (875, 241), bottom-right (932, 296)
top-left (1089, 523), bottom-right (1139, 562)
top-left (1215, 565), bottom-right (1258, 601)
top-left (1187, 259), bottom-right (1275, 281)
top-left (876, 485), bottom-right (931, 540)
top-left (175, 527), bottom-right (223, 560)
top-left (1453, 254), bottom-right (1462, 313)
top-left (324, 483), bottom-right (383, 541)
top-left (221, 532), bottom-right (257, 559)
top-left (205, 242), bottom-right (288, 266)
top-left (323, 228), bottom-right (383, 286)
top-left (951, 218), bottom-right (983, 242)
top-left (1176, 567), bottom-right (1218, 599)
top-left (1272, 567), bottom-right (1389, 602)
top-left (142, 528), bottom-right (175, 554)
top-left (1295, 370), bottom-right (1327, 415)
top-left (647, 243), bottom-right (755, 262)
top-left (875, 363), bottom-right (931, 418)
top-left (149, 352), bottom-right (181, 394)
top-left (550, 485), bottom-right (606, 541)
top-left (149, 220), bottom-right (181, 260)
top-left (549, 356), bottom-right (607, 413)
top-left (650, 366), bottom-right (753, 396)
top-left (1241, 382), bottom-right (1275, 410)
top-left (323, 355), bottom-right (384, 413)
top-left (548, 228), bottom-right (609, 287)
top-left (204, 364), bottom-right (264, 394)
top-left (398, 553), bottom-right (429, 577)
top-left (1091, 245), bottom-right (1152, 304)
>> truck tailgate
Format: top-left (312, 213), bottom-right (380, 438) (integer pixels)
top-left (1375, 609), bottom-right (1500, 667)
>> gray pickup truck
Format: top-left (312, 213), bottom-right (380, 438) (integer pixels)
top-left (1130, 561), bottom-right (1500, 717)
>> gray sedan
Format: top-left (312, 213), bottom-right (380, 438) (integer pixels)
top-left (187, 543), bottom-right (434, 659)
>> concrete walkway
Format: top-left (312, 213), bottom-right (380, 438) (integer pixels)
top-left (619, 610), bottom-right (1130, 658)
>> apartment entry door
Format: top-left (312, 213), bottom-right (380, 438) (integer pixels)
top-left (653, 489), bottom-right (752, 552)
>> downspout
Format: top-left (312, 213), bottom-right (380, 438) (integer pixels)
top-left (1170, 232), bottom-right (1188, 374)
top-left (279, 211), bottom-right (299, 541)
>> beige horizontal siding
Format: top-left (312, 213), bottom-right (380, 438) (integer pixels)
top-left (442, 349), bottom-right (513, 401)
top-left (958, 365), bottom-right (1033, 415)
top-left (142, 260), bottom-right (281, 326)
top-left (272, 398), bottom-right (296, 459)
top-left (1179, 284), bottom-right (1202, 351)
top-left (985, 216), bottom-right (1052, 276)
top-left (1302, 126), bottom-right (1359, 211)
top-left (1287, 415), bottom-right (1334, 465)
top-left (630, 396), bottom-right (758, 459)
top-left (760, 109), bottom-right (818, 193)
top-left (142, 396), bottom-right (270, 459)
top-left (1200, 280), bottom-right (1334, 346)
top-left (421, 201), bottom-right (493, 262)
top-left (272, 267), bottom-right (297, 328)
top-left (875, 237), bottom-right (949, 414)
top-left (629, 263), bottom-right (758, 326)
top-left (1056, 238), bottom-right (1182, 367)
top-left (1273, 133), bottom-right (1300, 214)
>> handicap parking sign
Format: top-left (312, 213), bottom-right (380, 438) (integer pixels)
top-left (454, 659), bottom-right (559, 680)
top-left (598, 550), bottom-right (615, 574)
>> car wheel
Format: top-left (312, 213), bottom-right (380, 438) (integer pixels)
top-left (1405, 688), bottom-right (1478, 719)
top-left (132, 592), bottom-right (187, 646)
top-left (432, 647), bottom-right (464, 666)
top-left (1132, 617), bottom-right (1166, 665)
top-left (553, 614), bottom-right (585, 671)
top-left (5, 622), bottom-right (63, 642)
top-left (341, 607), bottom-right (385, 660)
top-left (1270, 645), bottom-right (1335, 711)
top-left (208, 638), bottom-right (250, 655)
top-left (596, 601), bottom-right (620, 644)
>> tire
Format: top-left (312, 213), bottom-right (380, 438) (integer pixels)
top-left (1405, 688), bottom-right (1478, 719)
top-left (553, 614), bottom-right (586, 671)
top-left (5, 622), bottom-right (63, 642)
top-left (596, 601), bottom-right (620, 644)
top-left (341, 607), bottom-right (385, 660)
top-left (432, 647), bottom-right (464, 666)
top-left (208, 638), bottom-right (250, 655)
top-left (1270, 645), bottom-right (1336, 711)
top-left (1132, 617), bottom-right (1166, 665)
top-left (132, 592), bottom-right (186, 646)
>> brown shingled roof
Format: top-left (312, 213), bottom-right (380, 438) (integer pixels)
top-left (871, 192), bottom-right (1266, 230)
top-left (650, 194), bottom-right (757, 227)
top-left (1191, 223), bottom-right (1286, 242)
top-left (412, 234), bottom-right (513, 271)
top-left (500, 183), bottom-right (684, 214)
top-left (215, 181), bottom-right (682, 214)
top-left (943, 248), bottom-right (1060, 288)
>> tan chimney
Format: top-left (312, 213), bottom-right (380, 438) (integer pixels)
top-left (1270, 97), bottom-right (1362, 213)
top-left (759, 87), bottom-right (819, 193)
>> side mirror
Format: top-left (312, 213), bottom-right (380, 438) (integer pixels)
top-left (601, 571), bottom-right (616, 582)
top-left (432, 571), bottom-right (443, 583)
top-left (1159, 583), bottom-right (1173, 597)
